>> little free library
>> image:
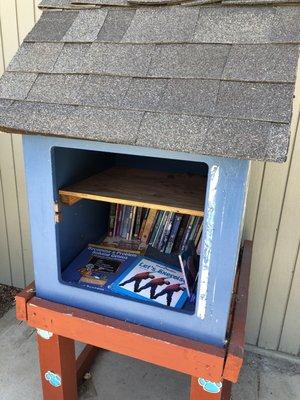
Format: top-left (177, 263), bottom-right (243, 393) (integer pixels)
top-left (0, 0), bottom-right (299, 399)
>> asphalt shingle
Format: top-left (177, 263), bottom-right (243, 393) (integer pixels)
top-left (216, 81), bottom-right (294, 123)
top-left (82, 43), bottom-right (156, 75)
top-left (97, 9), bottom-right (136, 42)
top-left (193, 6), bottom-right (275, 44)
top-left (137, 112), bottom-right (211, 153)
top-left (26, 10), bottom-right (78, 42)
top-left (121, 78), bottom-right (167, 111)
top-left (27, 74), bottom-right (87, 105)
top-left (148, 44), bottom-right (231, 79)
top-left (122, 7), bottom-right (199, 43)
top-left (222, 44), bottom-right (300, 83)
top-left (53, 43), bottom-right (91, 73)
top-left (7, 43), bottom-right (64, 73)
top-left (0, 72), bottom-right (37, 100)
top-left (158, 79), bottom-right (219, 116)
top-left (63, 9), bottom-right (108, 42)
top-left (38, 0), bottom-right (75, 9)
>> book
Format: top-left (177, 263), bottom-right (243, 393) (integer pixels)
top-left (180, 216), bottom-right (195, 253)
top-left (178, 242), bottom-right (199, 297)
top-left (173, 215), bottom-right (189, 253)
top-left (128, 206), bottom-right (137, 240)
top-left (165, 213), bottom-right (182, 254)
top-left (158, 212), bottom-right (174, 252)
top-left (153, 211), bottom-right (168, 248)
top-left (139, 209), bottom-right (149, 239)
top-left (148, 211), bottom-right (163, 246)
top-left (115, 204), bottom-right (123, 237)
top-left (133, 207), bottom-right (143, 238)
top-left (113, 204), bottom-right (120, 237)
top-left (110, 257), bottom-right (188, 309)
top-left (62, 245), bottom-right (138, 292)
top-left (108, 203), bottom-right (117, 237)
top-left (141, 209), bottom-right (157, 244)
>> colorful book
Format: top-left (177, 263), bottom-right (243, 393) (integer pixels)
top-left (180, 216), bottom-right (195, 253)
top-left (165, 214), bottom-right (182, 254)
top-left (116, 204), bottom-right (124, 236)
top-left (178, 242), bottom-right (199, 297)
top-left (152, 211), bottom-right (168, 248)
top-left (108, 203), bottom-right (117, 237)
top-left (133, 207), bottom-right (143, 238)
top-left (141, 209), bottom-right (157, 244)
top-left (149, 211), bottom-right (163, 246)
top-left (110, 257), bottom-right (188, 309)
top-left (158, 212), bottom-right (174, 252)
top-left (61, 245), bottom-right (138, 292)
top-left (173, 215), bottom-right (189, 253)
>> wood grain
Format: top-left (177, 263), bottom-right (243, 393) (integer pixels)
top-left (59, 167), bottom-right (206, 216)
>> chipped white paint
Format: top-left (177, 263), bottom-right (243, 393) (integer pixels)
top-left (37, 328), bottom-right (53, 340)
top-left (197, 165), bottom-right (219, 320)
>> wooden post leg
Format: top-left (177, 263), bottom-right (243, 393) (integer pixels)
top-left (37, 332), bottom-right (78, 400)
top-left (190, 377), bottom-right (232, 400)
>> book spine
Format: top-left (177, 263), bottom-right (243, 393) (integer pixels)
top-left (180, 216), bottom-right (195, 253)
top-left (189, 217), bottom-right (200, 244)
top-left (194, 218), bottom-right (204, 247)
top-left (165, 214), bottom-right (182, 254)
top-left (108, 203), bottom-right (117, 237)
top-left (153, 211), bottom-right (168, 248)
top-left (128, 206), bottom-right (137, 240)
top-left (126, 206), bottom-right (134, 240)
top-left (113, 204), bottom-right (120, 237)
top-left (116, 205), bottom-right (123, 237)
top-left (133, 207), bottom-right (142, 238)
top-left (173, 215), bottom-right (189, 253)
top-left (120, 206), bottom-right (129, 238)
top-left (148, 211), bottom-right (162, 246)
top-left (139, 208), bottom-right (149, 239)
top-left (158, 212), bottom-right (174, 252)
top-left (141, 209), bottom-right (157, 244)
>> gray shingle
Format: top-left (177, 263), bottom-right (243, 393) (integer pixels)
top-left (265, 123), bottom-right (290, 162)
top-left (26, 10), bottom-right (78, 42)
top-left (53, 43), bottom-right (91, 73)
top-left (83, 43), bottom-right (156, 75)
top-left (97, 9), bottom-right (136, 42)
top-left (137, 112), bottom-right (211, 153)
top-left (122, 7), bottom-right (199, 43)
top-left (7, 43), bottom-right (64, 73)
top-left (193, 6), bottom-right (275, 44)
top-left (216, 81), bottom-right (294, 123)
top-left (202, 118), bottom-right (285, 160)
top-left (0, 72), bottom-right (37, 100)
top-left (72, 0), bottom-right (130, 5)
top-left (0, 99), bottom-right (14, 109)
top-left (223, 0), bottom-right (297, 4)
top-left (79, 75), bottom-right (131, 107)
top-left (63, 9), bottom-right (108, 42)
top-left (223, 44), bottom-right (300, 83)
top-left (149, 44), bottom-right (231, 79)
top-left (158, 79), bottom-right (219, 116)
top-left (271, 6), bottom-right (300, 43)
top-left (121, 78), bottom-right (167, 111)
top-left (27, 74), bottom-right (87, 104)
top-left (38, 0), bottom-right (75, 9)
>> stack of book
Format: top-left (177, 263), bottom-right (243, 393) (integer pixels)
top-left (108, 204), bottom-right (203, 255)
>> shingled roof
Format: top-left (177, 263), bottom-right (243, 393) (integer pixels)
top-left (0, 0), bottom-right (299, 161)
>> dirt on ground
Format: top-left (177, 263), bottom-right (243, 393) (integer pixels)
top-left (0, 284), bottom-right (21, 318)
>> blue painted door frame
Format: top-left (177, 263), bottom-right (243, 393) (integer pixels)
top-left (23, 134), bottom-right (249, 347)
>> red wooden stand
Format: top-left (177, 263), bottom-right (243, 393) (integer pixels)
top-left (16, 241), bottom-right (252, 400)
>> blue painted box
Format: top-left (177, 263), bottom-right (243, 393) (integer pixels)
top-left (23, 134), bottom-right (249, 348)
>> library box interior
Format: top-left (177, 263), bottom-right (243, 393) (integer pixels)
top-left (23, 136), bottom-right (249, 348)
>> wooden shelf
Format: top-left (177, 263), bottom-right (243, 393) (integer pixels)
top-left (59, 167), bottom-right (206, 216)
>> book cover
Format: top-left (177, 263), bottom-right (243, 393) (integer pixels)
top-left (62, 245), bottom-right (138, 293)
top-left (165, 213), bottom-right (182, 254)
top-left (108, 203), bottom-right (117, 237)
top-left (178, 242), bottom-right (199, 297)
top-left (141, 209), bottom-right (157, 244)
top-left (110, 257), bottom-right (188, 309)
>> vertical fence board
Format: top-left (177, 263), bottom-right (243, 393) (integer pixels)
top-left (279, 246), bottom-right (300, 356)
